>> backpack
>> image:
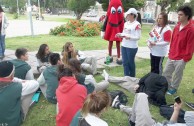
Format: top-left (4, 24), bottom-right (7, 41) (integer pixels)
top-left (160, 104), bottom-right (185, 123)
top-left (137, 73), bottom-right (168, 106)
top-left (109, 90), bottom-right (128, 105)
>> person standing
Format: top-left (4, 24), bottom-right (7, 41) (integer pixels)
top-left (148, 12), bottom-right (172, 75)
top-left (116, 8), bottom-right (141, 77)
top-left (163, 5), bottom-right (194, 95)
top-left (0, 6), bottom-right (9, 60)
top-left (101, 0), bottom-right (124, 65)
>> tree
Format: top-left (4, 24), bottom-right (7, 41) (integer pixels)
top-left (98, 0), bottom-right (145, 12)
top-left (67, 0), bottom-right (96, 20)
top-left (184, 0), bottom-right (194, 15)
top-left (1, 0), bottom-right (26, 13)
top-left (166, 0), bottom-right (184, 13)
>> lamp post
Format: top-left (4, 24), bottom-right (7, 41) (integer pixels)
top-left (27, 0), bottom-right (34, 36)
top-left (16, 0), bottom-right (19, 15)
top-left (38, 0), bottom-right (41, 20)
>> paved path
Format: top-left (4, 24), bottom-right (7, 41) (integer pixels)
top-left (6, 20), bottom-right (64, 38)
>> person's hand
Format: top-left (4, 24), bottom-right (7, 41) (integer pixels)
top-left (133, 85), bottom-right (140, 91)
top-left (115, 33), bottom-right (122, 38)
top-left (174, 102), bottom-right (182, 112)
top-left (149, 42), bottom-right (156, 46)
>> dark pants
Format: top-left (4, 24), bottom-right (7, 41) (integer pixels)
top-left (0, 35), bottom-right (5, 57)
top-left (122, 46), bottom-right (138, 77)
top-left (150, 53), bottom-right (164, 75)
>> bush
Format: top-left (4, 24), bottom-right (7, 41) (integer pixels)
top-left (50, 20), bottom-right (101, 37)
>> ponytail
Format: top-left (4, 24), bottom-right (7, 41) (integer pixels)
top-left (81, 91), bottom-right (111, 117)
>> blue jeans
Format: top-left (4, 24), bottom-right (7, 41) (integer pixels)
top-left (0, 35), bottom-right (5, 57)
top-left (122, 46), bottom-right (138, 77)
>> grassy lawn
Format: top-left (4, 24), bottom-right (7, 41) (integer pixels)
top-left (6, 23), bottom-right (194, 126)
top-left (6, 24), bottom-right (151, 51)
top-left (22, 58), bottom-right (194, 126)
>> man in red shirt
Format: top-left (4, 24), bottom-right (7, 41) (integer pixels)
top-left (163, 5), bottom-right (194, 95)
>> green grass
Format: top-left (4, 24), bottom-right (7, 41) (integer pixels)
top-left (44, 17), bottom-right (72, 22)
top-left (6, 24), bottom-right (152, 51)
top-left (22, 58), bottom-right (194, 126)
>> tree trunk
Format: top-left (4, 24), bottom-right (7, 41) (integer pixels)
top-left (76, 13), bottom-right (83, 20)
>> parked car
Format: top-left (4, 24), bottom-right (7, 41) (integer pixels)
top-left (142, 18), bottom-right (155, 23)
top-left (86, 11), bottom-right (97, 17)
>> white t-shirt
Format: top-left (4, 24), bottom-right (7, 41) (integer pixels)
top-left (121, 20), bottom-right (141, 48)
top-left (148, 25), bottom-right (172, 57)
top-left (85, 113), bottom-right (108, 126)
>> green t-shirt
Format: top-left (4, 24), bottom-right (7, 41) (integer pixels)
top-left (0, 82), bottom-right (22, 126)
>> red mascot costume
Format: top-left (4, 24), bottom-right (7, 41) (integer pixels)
top-left (101, 0), bottom-right (124, 65)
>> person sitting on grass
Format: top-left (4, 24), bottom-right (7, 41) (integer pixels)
top-left (36, 44), bottom-right (51, 73)
top-left (56, 64), bottom-right (87, 126)
top-left (69, 58), bottom-right (109, 94)
top-left (0, 61), bottom-right (39, 126)
top-left (10, 48), bottom-right (34, 80)
top-left (61, 42), bottom-right (97, 75)
top-left (111, 93), bottom-right (194, 126)
top-left (102, 70), bottom-right (168, 106)
top-left (37, 53), bottom-right (62, 104)
top-left (71, 91), bottom-right (111, 126)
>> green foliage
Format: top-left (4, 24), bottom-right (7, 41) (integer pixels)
top-left (98, 0), bottom-right (145, 12)
top-left (50, 20), bottom-right (101, 37)
top-left (1, 0), bottom-right (26, 13)
top-left (184, 0), bottom-right (194, 15)
top-left (67, 0), bottom-right (96, 19)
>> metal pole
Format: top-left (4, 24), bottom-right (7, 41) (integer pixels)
top-left (38, 0), bottom-right (41, 20)
top-left (27, 0), bottom-right (34, 36)
top-left (17, 0), bottom-right (19, 15)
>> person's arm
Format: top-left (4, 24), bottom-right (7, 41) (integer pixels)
top-left (37, 73), bottom-right (46, 86)
top-left (170, 102), bottom-right (182, 122)
top-left (21, 80), bottom-right (39, 96)
top-left (125, 24), bottom-right (141, 41)
top-left (37, 58), bottom-right (43, 66)
top-left (183, 29), bottom-right (194, 62)
top-left (3, 14), bottom-right (9, 29)
top-left (25, 69), bottom-right (34, 80)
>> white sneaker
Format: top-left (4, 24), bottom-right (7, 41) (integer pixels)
top-left (103, 69), bottom-right (109, 81)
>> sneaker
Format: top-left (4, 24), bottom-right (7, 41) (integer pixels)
top-left (103, 69), bottom-right (109, 81)
top-left (116, 59), bottom-right (122, 65)
top-left (111, 95), bottom-right (121, 109)
top-left (185, 102), bottom-right (194, 110)
top-left (166, 89), bottom-right (177, 95)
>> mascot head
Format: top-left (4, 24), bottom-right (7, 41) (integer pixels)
top-left (107, 0), bottom-right (124, 27)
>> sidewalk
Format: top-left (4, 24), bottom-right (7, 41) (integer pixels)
top-left (2, 47), bottom-right (150, 75)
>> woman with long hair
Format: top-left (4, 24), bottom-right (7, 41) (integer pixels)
top-left (71, 91), bottom-right (111, 126)
top-left (56, 64), bottom-right (87, 126)
top-left (36, 44), bottom-right (51, 73)
top-left (61, 42), bottom-right (97, 75)
top-left (116, 8), bottom-right (142, 77)
top-left (69, 58), bottom-right (109, 94)
top-left (147, 12), bottom-right (172, 75)
top-left (0, 6), bottom-right (9, 60)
